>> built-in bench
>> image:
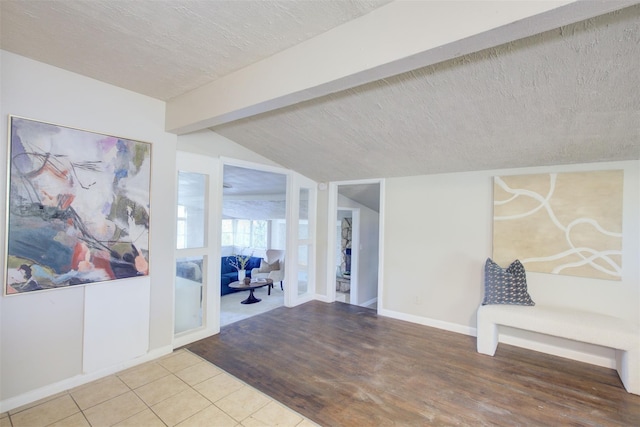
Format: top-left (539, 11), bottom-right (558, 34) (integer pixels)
top-left (476, 304), bottom-right (639, 395)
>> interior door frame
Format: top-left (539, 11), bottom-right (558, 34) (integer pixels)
top-left (327, 179), bottom-right (385, 310)
top-left (220, 157), bottom-right (318, 311)
top-left (174, 153), bottom-right (319, 344)
top-left (285, 171), bottom-right (317, 307)
top-left (173, 152), bottom-right (222, 349)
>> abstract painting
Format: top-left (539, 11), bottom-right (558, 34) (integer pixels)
top-left (493, 170), bottom-right (623, 281)
top-left (5, 116), bottom-right (151, 295)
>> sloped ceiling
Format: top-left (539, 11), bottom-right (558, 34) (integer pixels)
top-left (339, 184), bottom-right (380, 212)
top-left (1, 1), bottom-right (639, 184)
top-left (212, 5), bottom-right (640, 181)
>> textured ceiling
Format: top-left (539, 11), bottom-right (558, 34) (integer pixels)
top-left (222, 165), bottom-right (287, 219)
top-left (1, 1), bottom-right (639, 184)
top-left (223, 165), bottom-right (286, 197)
top-left (212, 4), bottom-right (640, 182)
top-left (0, 0), bottom-right (390, 100)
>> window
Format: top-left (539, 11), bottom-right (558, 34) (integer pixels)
top-left (236, 220), bottom-right (251, 247)
top-left (221, 219), bottom-right (269, 249)
top-left (221, 219), bottom-right (234, 246)
top-left (176, 205), bottom-right (187, 249)
top-left (176, 171), bottom-right (206, 249)
top-left (252, 220), bottom-right (268, 249)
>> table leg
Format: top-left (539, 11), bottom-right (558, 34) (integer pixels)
top-left (241, 289), bottom-right (261, 304)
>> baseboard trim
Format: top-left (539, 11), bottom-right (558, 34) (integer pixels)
top-left (378, 308), bottom-right (476, 336)
top-left (173, 328), bottom-right (218, 349)
top-left (359, 297), bottom-right (378, 308)
top-left (0, 345), bottom-right (173, 413)
top-left (314, 294), bottom-right (333, 303)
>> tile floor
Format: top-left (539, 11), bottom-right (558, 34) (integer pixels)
top-left (1, 350), bottom-right (318, 427)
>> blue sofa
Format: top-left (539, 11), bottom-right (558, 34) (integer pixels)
top-left (176, 256), bottom-right (264, 296)
top-left (220, 255), bottom-right (262, 296)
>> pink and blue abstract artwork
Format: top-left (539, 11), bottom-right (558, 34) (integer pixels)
top-left (5, 116), bottom-right (151, 295)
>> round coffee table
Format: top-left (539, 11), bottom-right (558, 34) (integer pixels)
top-left (228, 278), bottom-right (274, 304)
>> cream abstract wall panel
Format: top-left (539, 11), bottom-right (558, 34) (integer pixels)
top-left (493, 170), bottom-right (623, 280)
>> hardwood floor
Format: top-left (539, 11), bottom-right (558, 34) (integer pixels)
top-left (187, 301), bottom-right (640, 426)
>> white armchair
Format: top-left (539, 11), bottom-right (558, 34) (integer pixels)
top-left (251, 249), bottom-right (285, 291)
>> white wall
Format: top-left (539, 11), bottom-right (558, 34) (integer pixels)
top-left (177, 128), bottom-right (282, 167)
top-left (380, 160), bottom-right (639, 367)
top-left (0, 51), bottom-right (177, 409)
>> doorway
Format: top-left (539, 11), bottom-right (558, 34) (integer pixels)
top-left (220, 163), bottom-right (287, 326)
top-left (173, 154), bottom-right (317, 347)
top-left (335, 208), bottom-right (359, 304)
top-left (329, 181), bottom-right (382, 309)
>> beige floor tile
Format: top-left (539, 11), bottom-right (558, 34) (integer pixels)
top-left (83, 391), bottom-right (146, 427)
top-left (193, 373), bottom-right (245, 403)
top-left (158, 350), bottom-right (203, 373)
top-left (113, 408), bottom-right (166, 427)
top-left (48, 412), bottom-right (90, 427)
top-left (8, 391), bottom-right (68, 415)
top-left (134, 374), bottom-right (190, 405)
top-left (241, 401), bottom-right (303, 427)
top-left (176, 404), bottom-right (239, 427)
top-left (215, 386), bottom-right (270, 422)
top-left (159, 348), bottom-right (186, 359)
top-left (70, 375), bottom-right (130, 410)
top-left (4, 357), bottom-right (316, 427)
top-left (151, 388), bottom-right (211, 426)
top-left (296, 419), bottom-right (320, 427)
top-left (67, 374), bottom-right (113, 393)
top-left (0, 414), bottom-right (12, 427)
top-left (118, 361), bottom-right (171, 389)
top-left (175, 361), bottom-right (222, 386)
top-left (10, 394), bottom-right (79, 427)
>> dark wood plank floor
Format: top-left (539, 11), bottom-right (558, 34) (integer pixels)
top-left (187, 301), bottom-right (640, 426)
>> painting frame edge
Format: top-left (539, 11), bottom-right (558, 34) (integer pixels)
top-left (492, 169), bottom-right (623, 281)
top-left (4, 114), bottom-right (153, 296)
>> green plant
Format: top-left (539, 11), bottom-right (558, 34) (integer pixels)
top-left (229, 250), bottom-right (252, 270)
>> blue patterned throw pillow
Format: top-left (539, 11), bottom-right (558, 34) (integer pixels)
top-left (482, 258), bottom-right (535, 306)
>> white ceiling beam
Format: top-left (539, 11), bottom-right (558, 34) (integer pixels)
top-left (165, 0), bottom-right (636, 134)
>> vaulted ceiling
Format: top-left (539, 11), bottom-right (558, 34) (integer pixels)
top-left (2, 0), bottom-right (639, 184)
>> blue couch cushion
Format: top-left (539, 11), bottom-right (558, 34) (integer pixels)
top-left (221, 256), bottom-right (237, 274)
top-left (246, 256), bottom-right (262, 270)
top-left (220, 256), bottom-right (263, 296)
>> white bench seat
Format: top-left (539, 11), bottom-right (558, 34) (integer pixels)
top-left (476, 304), bottom-right (640, 395)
